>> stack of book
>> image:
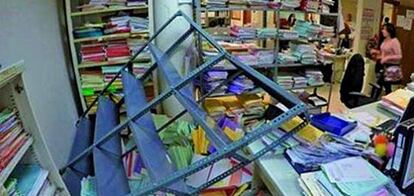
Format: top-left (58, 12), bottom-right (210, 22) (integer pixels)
top-left (73, 25), bottom-right (104, 39)
top-left (251, 49), bottom-right (275, 65)
top-left (132, 62), bottom-right (151, 78)
top-left (228, 0), bottom-right (248, 8)
top-left (256, 28), bottom-right (278, 38)
top-left (0, 108), bottom-right (30, 172)
top-left (230, 26), bottom-right (256, 39)
top-left (80, 43), bottom-right (106, 63)
top-left (107, 0), bottom-right (127, 7)
top-left (106, 40), bottom-right (131, 62)
top-left (104, 16), bottom-right (131, 35)
top-left (102, 66), bottom-right (124, 90)
top-left (127, 38), bottom-right (150, 59)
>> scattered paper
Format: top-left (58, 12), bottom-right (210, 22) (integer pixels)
top-left (407, 10), bottom-right (414, 19)
top-left (322, 157), bottom-right (375, 183)
top-left (397, 15), bottom-right (406, 28)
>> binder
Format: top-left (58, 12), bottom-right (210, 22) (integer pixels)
top-left (390, 118), bottom-right (414, 192)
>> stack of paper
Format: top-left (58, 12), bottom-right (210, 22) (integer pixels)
top-left (277, 53), bottom-right (299, 64)
top-left (317, 49), bottom-right (334, 65)
top-left (203, 71), bottom-right (228, 94)
top-left (228, 76), bottom-right (255, 95)
top-left (107, 0), bottom-right (127, 7)
top-left (276, 74), bottom-right (294, 89)
top-left (381, 89), bottom-right (414, 111)
top-left (11, 164), bottom-right (49, 196)
top-left (281, 0), bottom-right (301, 9)
top-left (300, 0), bottom-right (319, 12)
top-left (256, 28), bottom-right (278, 38)
top-left (228, 0), bottom-right (248, 8)
top-left (132, 62), bottom-right (151, 78)
top-left (230, 26), bottom-right (256, 39)
top-left (104, 16), bottom-right (131, 35)
top-left (80, 70), bottom-right (105, 94)
top-left (293, 20), bottom-right (322, 39)
top-left (77, 0), bottom-right (108, 11)
top-left (106, 40), bottom-right (131, 62)
top-left (291, 43), bottom-right (317, 65)
top-left (202, 0), bottom-right (228, 8)
top-left (298, 157), bottom-right (390, 196)
top-left (218, 117), bottom-right (244, 141)
top-left (80, 43), bottom-right (106, 63)
top-left (320, 24), bottom-right (335, 37)
top-left (204, 99), bottom-right (227, 118)
top-left (73, 25), bottom-right (103, 39)
top-left (251, 49), bottom-right (275, 65)
top-left (129, 17), bottom-right (149, 33)
top-left (321, 0), bottom-right (335, 13)
top-left (285, 134), bottom-right (367, 173)
top-left (126, 0), bottom-right (146, 6)
top-left (306, 70), bottom-right (324, 86)
top-left (293, 76), bottom-right (308, 88)
top-left (278, 29), bottom-right (299, 40)
top-left (247, 0), bottom-right (269, 8)
top-left (102, 66), bottom-right (124, 90)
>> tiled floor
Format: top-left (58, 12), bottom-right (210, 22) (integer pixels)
top-left (318, 83), bottom-right (347, 114)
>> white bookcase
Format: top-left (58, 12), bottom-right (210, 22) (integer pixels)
top-left (0, 61), bottom-right (69, 195)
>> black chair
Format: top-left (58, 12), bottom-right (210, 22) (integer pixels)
top-left (340, 54), bottom-right (382, 108)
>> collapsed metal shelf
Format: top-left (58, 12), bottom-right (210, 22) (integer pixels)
top-left (61, 10), bottom-right (310, 196)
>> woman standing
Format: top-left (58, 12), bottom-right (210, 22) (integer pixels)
top-left (379, 23), bottom-right (403, 94)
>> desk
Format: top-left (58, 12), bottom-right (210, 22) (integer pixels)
top-left (248, 102), bottom-right (398, 195)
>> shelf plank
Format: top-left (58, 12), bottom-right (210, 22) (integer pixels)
top-left (199, 7), bottom-right (338, 16)
top-left (0, 61), bottom-right (24, 89)
top-left (74, 32), bottom-right (149, 43)
top-left (71, 6), bottom-right (148, 17)
top-left (78, 57), bottom-right (151, 68)
top-left (0, 137), bottom-right (34, 185)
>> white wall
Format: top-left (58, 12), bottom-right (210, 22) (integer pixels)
top-left (0, 0), bottom-right (78, 168)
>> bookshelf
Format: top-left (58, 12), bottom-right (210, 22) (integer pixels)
top-left (194, 0), bottom-right (340, 112)
top-left (65, 0), bottom-right (157, 113)
top-left (0, 61), bottom-right (69, 195)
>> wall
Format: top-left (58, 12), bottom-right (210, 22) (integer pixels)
top-left (401, 0), bottom-right (414, 8)
top-left (0, 0), bottom-right (78, 168)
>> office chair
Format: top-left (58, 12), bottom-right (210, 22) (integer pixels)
top-left (340, 53), bottom-right (382, 109)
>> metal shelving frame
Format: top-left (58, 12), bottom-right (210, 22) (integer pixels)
top-left (61, 11), bottom-right (311, 195)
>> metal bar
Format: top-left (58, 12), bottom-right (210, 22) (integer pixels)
top-left (61, 54), bottom-right (225, 172)
top-left (190, 121), bottom-right (308, 194)
top-left (115, 27), bottom-right (195, 109)
top-left (79, 11), bottom-right (183, 118)
top-left (121, 70), bottom-right (243, 157)
top-left (133, 103), bottom-right (306, 195)
top-left (179, 13), bottom-right (302, 108)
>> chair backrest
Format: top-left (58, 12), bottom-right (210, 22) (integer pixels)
top-left (340, 53), bottom-right (366, 103)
